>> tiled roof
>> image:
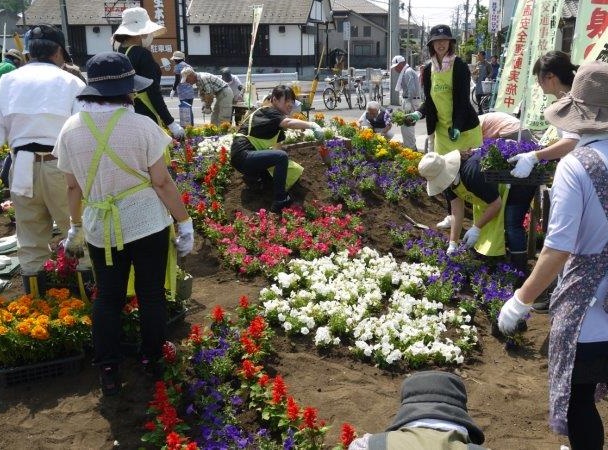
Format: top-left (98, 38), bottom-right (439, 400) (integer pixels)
top-left (188, 0), bottom-right (316, 24)
top-left (331, 0), bottom-right (387, 15)
top-left (562, 0), bottom-right (578, 20)
top-left (24, 0), bottom-right (124, 26)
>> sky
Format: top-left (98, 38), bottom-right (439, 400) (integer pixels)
top-left (370, 0), bottom-right (491, 28)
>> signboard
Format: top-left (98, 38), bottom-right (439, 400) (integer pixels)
top-left (572, 0), bottom-right (608, 64)
top-left (343, 21), bottom-right (350, 41)
top-left (103, 1), bottom-right (140, 22)
top-left (488, 0), bottom-right (501, 34)
top-left (141, 0), bottom-right (178, 69)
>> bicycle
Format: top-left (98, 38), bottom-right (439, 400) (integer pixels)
top-left (370, 71), bottom-right (388, 105)
top-left (322, 75), bottom-right (352, 110)
top-left (352, 76), bottom-right (367, 110)
top-left (470, 80), bottom-right (495, 115)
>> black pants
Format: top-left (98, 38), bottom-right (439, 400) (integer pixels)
top-left (88, 227), bottom-right (169, 366)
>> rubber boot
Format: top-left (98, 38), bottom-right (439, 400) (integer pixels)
top-left (22, 272), bottom-right (46, 298)
top-left (509, 251), bottom-right (528, 288)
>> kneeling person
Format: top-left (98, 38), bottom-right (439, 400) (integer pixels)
top-left (357, 101), bottom-right (394, 140)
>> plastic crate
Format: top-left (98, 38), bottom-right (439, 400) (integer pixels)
top-left (0, 352), bottom-right (84, 388)
top-left (483, 170), bottom-right (553, 186)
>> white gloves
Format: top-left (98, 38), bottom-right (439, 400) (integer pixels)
top-left (498, 292), bottom-right (532, 335)
top-left (507, 151), bottom-right (538, 178)
top-left (176, 218), bottom-right (194, 257)
top-left (201, 103), bottom-right (212, 114)
top-left (63, 224), bottom-right (84, 258)
top-left (462, 225), bottom-right (481, 248)
top-left (446, 241), bottom-right (458, 256)
top-left (168, 121), bottom-right (185, 139)
top-left (309, 123), bottom-right (324, 140)
top-left (169, 89), bottom-right (175, 99)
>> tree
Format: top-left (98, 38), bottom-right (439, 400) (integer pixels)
top-left (1, 0), bottom-right (32, 14)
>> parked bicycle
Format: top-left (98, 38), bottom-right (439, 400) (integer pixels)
top-left (323, 75), bottom-right (352, 110)
top-left (352, 76), bottom-right (367, 110)
top-left (470, 80), bottom-right (495, 115)
top-left (370, 70), bottom-right (389, 105)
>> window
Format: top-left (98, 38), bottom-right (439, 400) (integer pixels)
top-left (210, 25), bottom-right (269, 56)
top-left (351, 25), bottom-right (358, 37)
top-left (363, 26), bottom-right (371, 37)
top-left (353, 44), bottom-right (371, 56)
top-left (336, 20), bottom-right (343, 32)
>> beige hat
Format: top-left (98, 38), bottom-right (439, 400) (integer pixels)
top-left (417, 151), bottom-right (461, 196)
top-left (180, 66), bottom-right (195, 83)
top-left (113, 7), bottom-right (166, 38)
top-left (170, 50), bottom-right (185, 61)
top-left (544, 61), bottom-right (608, 135)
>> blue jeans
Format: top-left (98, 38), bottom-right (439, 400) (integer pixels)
top-left (232, 149), bottom-right (289, 201)
top-left (88, 227), bottom-right (169, 366)
top-left (504, 203), bottom-right (530, 252)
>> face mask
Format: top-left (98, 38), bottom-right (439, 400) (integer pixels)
top-left (141, 34), bottom-right (154, 48)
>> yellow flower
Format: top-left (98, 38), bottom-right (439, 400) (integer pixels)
top-left (1, 309), bottom-right (13, 323)
top-left (16, 321), bottom-right (31, 335)
top-left (407, 166), bottom-right (418, 175)
top-left (0, 324), bottom-right (8, 335)
top-left (36, 314), bottom-right (50, 326)
top-left (30, 324), bottom-right (49, 340)
top-left (80, 315), bottom-right (92, 326)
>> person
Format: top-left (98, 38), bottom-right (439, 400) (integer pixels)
top-left (404, 24), bottom-right (482, 230)
top-left (348, 371), bottom-right (487, 449)
top-left (498, 61), bottom-right (608, 450)
top-left (169, 50), bottom-right (195, 126)
top-left (472, 51), bottom-right (492, 115)
top-left (418, 149), bottom-right (535, 274)
top-left (220, 67), bottom-right (244, 123)
top-left (112, 6), bottom-right (184, 139)
top-left (508, 51), bottom-right (579, 178)
top-left (390, 55), bottom-right (420, 150)
top-left (0, 49), bottom-right (24, 76)
top-left (180, 67), bottom-right (234, 126)
top-left (0, 24), bottom-right (85, 296)
top-left (357, 101), bottom-right (394, 140)
top-left (490, 55), bottom-right (500, 81)
top-left (230, 85), bottom-right (323, 213)
top-left (53, 52), bottom-right (194, 396)
top-left (478, 111), bottom-right (522, 139)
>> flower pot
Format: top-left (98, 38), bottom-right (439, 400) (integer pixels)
top-left (176, 275), bottom-right (193, 300)
top-left (0, 352), bottom-right (85, 388)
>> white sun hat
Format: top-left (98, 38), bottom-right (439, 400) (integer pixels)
top-left (113, 7), bottom-right (166, 38)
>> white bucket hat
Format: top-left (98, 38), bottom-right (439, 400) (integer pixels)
top-left (170, 50), bottom-right (185, 60)
top-left (390, 55), bottom-right (405, 69)
top-left (113, 7), bottom-right (166, 37)
top-left (418, 151), bottom-right (461, 196)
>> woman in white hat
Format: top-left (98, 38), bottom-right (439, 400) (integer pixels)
top-left (498, 61), bottom-right (608, 450)
top-left (169, 50), bottom-right (194, 125)
top-left (112, 7), bottom-right (184, 139)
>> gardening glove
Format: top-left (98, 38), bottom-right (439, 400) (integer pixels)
top-left (462, 225), bottom-right (481, 248)
top-left (507, 151), bottom-right (538, 178)
top-left (498, 292), bottom-right (532, 335)
top-left (63, 223), bottom-right (85, 258)
top-left (168, 121), bottom-right (185, 139)
top-left (309, 122), bottom-right (324, 140)
top-left (404, 111), bottom-right (422, 126)
top-left (446, 240), bottom-right (458, 256)
top-left (169, 89), bottom-right (175, 99)
top-left (448, 127), bottom-right (461, 141)
top-left (175, 218), bottom-right (194, 257)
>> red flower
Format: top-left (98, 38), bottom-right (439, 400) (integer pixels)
top-left (143, 421), bottom-right (156, 431)
top-left (241, 359), bottom-right (261, 379)
top-left (162, 341), bottom-right (177, 364)
top-left (166, 431), bottom-right (185, 449)
top-left (189, 324), bottom-right (202, 343)
top-left (258, 373), bottom-right (270, 387)
top-left (302, 406), bottom-right (318, 429)
top-left (211, 305), bottom-right (225, 322)
top-left (185, 443), bottom-right (198, 450)
top-left (340, 423), bottom-right (357, 447)
top-left (272, 375), bottom-right (287, 404)
top-left (240, 335), bottom-right (260, 355)
top-left (196, 201), bottom-right (206, 214)
top-left (181, 191), bottom-right (191, 205)
top-left (211, 200), bottom-right (220, 211)
top-left (247, 316), bottom-right (266, 339)
top-left (286, 396), bottom-right (300, 421)
top-left (239, 295), bottom-right (249, 308)
top-left (159, 405), bottom-right (180, 431)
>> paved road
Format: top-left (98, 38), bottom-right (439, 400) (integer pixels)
top-left (163, 95), bottom-right (430, 152)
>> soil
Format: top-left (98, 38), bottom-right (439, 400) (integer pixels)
top-left (0, 144), bottom-right (605, 450)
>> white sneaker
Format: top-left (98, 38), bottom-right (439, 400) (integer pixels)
top-left (436, 215), bottom-right (452, 229)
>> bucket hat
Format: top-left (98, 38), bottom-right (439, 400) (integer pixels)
top-left (170, 50), bottom-right (185, 61)
top-left (544, 60), bottom-right (608, 135)
top-left (390, 55), bottom-right (406, 69)
top-left (113, 7), bottom-right (166, 38)
top-left (28, 24), bottom-right (71, 62)
top-left (78, 52), bottom-right (152, 97)
top-left (427, 24), bottom-right (456, 45)
top-left (180, 66), bottom-right (196, 83)
top-left (386, 371), bottom-right (485, 445)
top-left (418, 151), bottom-right (461, 196)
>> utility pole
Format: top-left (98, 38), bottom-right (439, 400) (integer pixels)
top-left (59, 0), bottom-right (70, 52)
top-left (406, 0), bottom-right (411, 66)
top-left (389, 0), bottom-right (400, 105)
top-left (475, 0), bottom-right (480, 49)
top-left (454, 5), bottom-right (460, 41)
top-left (464, 0), bottom-right (470, 43)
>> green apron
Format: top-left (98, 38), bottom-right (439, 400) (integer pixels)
top-left (452, 182), bottom-right (509, 256)
top-left (431, 66), bottom-right (482, 155)
top-left (125, 46), bottom-right (172, 165)
top-left (236, 107), bottom-right (303, 189)
top-left (81, 109), bottom-right (177, 298)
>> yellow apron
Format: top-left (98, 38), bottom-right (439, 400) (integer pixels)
top-left (236, 107), bottom-right (303, 189)
top-left (81, 109), bottom-right (177, 299)
top-left (125, 46), bottom-right (172, 165)
top-left (452, 182), bottom-right (509, 257)
top-left (431, 66), bottom-right (483, 155)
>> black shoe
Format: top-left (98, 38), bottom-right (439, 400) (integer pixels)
top-left (531, 298), bottom-right (549, 314)
top-left (99, 365), bottom-right (120, 396)
top-left (270, 194), bottom-right (293, 214)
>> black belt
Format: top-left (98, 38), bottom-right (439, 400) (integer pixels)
top-left (14, 143), bottom-right (54, 153)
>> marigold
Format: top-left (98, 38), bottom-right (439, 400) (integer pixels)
top-left (30, 324), bottom-right (49, 340)
top-left (16, 321), bottom-right (31, 335)
top-left (1, 310), bottom-right (14, 322)
top-left (47, 288), bottom-right (70, 301)
top-left (81, 315), bottom-right (92, 326)
top-left (58, 307), bottom-right (72, 319)
top-left (0, 324), bottom-right (8, 335)
top-left (61, 314), bottom-right (76, 326)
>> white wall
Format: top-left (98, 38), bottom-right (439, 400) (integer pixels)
top-left (187, 25), bottom-right (210, 55)
top-left (302, 33), bottom-right (315, 56)
top-left (85, 26), bottom-right (113, 55)
top-left (269, 25), bottom-right (301, 55)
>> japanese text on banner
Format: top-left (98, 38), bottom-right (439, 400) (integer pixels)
top-left (572, 0), bottom-right (608, 64)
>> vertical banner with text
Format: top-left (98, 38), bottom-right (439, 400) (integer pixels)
top-left (244, 5), bottom-right (264, 108)
top-left (142, 0), bottom-right (177, 73)
top-left (488, 0), bottom-right (501, 34)
top-left (572, 0), bottom-right (608, 64)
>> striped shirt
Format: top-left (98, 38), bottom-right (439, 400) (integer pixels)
top-left (194, 72), bottom-right (229, 96)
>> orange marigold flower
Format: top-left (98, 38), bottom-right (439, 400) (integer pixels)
top-left (58, 307), bottom-right (72, 319)
top-left (30, 324), bottom-right (49, 340)
top-left (61, 315), bottom-right (76, 326)
top-left (1, 310), bottom-right (14, 322)
top-left (0, 325), bottom-right (8, 335)
top-left (16, 321), bottom-right (31, 335)
top-left (48, 288), bottom-right (70, 301)
top-left (81, 315), bottom-right (92, 326)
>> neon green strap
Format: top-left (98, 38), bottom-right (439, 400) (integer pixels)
top-left (81, 109), bottom-right (153, 265)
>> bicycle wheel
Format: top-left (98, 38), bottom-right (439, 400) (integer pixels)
top-left (378, 84), bottom-right (384, 106)
top-left (323, 87), bottom-right (337, 110)
top-left (480, 94), bottom-right (491, 114)
top-left (357, 88), bottom-right (367, 110)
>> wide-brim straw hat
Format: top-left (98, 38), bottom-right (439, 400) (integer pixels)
top-left (170, 50), bottom-right (185, 61)
top-left (78, 52), bottom-right (152, 97)
top-left (113, 7), bottom-right (166, 38)
top-left (418, 150), bottom-right (461, 196)
top-left (544, 60), bottom-right (608, 135)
